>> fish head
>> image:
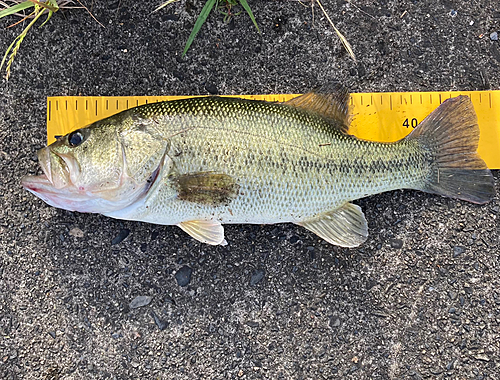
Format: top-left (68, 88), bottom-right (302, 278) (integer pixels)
top-left (22, 113), bottom-right (167, 213)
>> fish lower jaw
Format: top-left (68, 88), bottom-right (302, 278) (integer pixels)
top-left (21, 174), bottom-right (51, 193)
top-left (22, 174), bottom-right (110, 213)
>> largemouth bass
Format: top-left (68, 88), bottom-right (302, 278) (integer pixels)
top-left (22, 84), bottom-right (495, 247)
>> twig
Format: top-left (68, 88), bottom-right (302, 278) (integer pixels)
top-left (74, 0), bottom-right (104, 27)
top-left (346, 0), bottom-right (376, 20)
top-left (315, 0), bottom-right (356, 62)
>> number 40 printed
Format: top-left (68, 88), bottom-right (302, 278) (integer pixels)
top-left (403, 118), bottom-right (418, 128)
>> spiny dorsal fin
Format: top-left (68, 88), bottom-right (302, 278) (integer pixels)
top-left (284, 83), bottom-right (351, 134)
top-left (175, 172), bottom-right (240, 207)
top-left (178, 220), bottom-right (226, 245)
top-left (296, 203), bottom-right (368, 247)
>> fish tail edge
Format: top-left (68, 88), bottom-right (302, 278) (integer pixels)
top-left (406, 95), bottom-right (495, 204)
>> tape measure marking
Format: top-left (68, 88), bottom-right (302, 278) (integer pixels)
top-left (47, 91), bottom-right (500, 168)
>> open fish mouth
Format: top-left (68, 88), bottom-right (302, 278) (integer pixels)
top-left (21, 171), bottom-right (105, 212)
top-left (21, 147), bottom-right (68, 195)
top-left (21, 144), bottom-right (82, 207)
top-left (21, 147), bottom-right (163, 213)
top-left (21, 172), bottom-right (81, 211)
top-left (21, 153), bottom-right (93, 212)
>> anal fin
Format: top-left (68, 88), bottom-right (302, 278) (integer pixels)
top-left (296, 203), bottom-right (368, 247)
top-left (178, 220), bottom-right (226, 245)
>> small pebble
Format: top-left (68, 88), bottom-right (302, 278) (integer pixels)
top-left (112, 229), bottom-right (130, 245)
top-left (151, 311), bottom-right (169, 331)
top-left (162, 14), bottom-right (179, 22)
top-left (205, 82), bottom-right (218, 95)
top-left (175, 265), bottom-right (192, 287)
top-left (453, 246), bottom-right (465, 257)
top-left (309, 248), bottom-right (316, 260)
top-left (129, 295), bottom-right (152, 309)
top-left (330, 317), bottom-right (341, 328)
top-left (47, 331), bottom-right (56, 339)
top-left (173, 70), bottom-right (184, 81)
top-left (164, 295), bottom-right (176, 305)
top-left (246, 321), bottom-right (259, 328)
top-left (446, 359), bottom-right (455, 370)
top-left (490, 32), bottom-right (498, 41)
top-left (474, 354), bottom-right (490, 362)
top-left (448, 291), bottom-right (458, 300)
top-left (250, 269), bottom-right (265, 286)
top-left (69, 227), bottom-right (84, 238)
top-left (390, 238), bottom-right (403, 249)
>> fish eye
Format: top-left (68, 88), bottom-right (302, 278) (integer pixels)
top-left (68, 130), bottom-right (85, 147)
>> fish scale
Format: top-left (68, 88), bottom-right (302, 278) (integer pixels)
top-left (113, 96), bottom-right (428, 225)
top-left (22, 86), bottom-right (494, 247)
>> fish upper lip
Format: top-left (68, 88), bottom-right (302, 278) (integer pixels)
top-left (22, 147), bottom-right (59, 192)
top-left (35, 147), bottom-right (78, 190)
top-left (37, 147), bottom-right (53, 185)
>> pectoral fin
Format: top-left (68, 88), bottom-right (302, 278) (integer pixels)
top-left (296, 203), bottom-right (368, 247)
top-left (175, 172), bottom-right (240, 207)
top-left (178, 220), bottom-right (226, 245)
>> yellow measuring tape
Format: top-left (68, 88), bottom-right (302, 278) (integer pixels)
top-left (47, 91), bottom-right (500, 169)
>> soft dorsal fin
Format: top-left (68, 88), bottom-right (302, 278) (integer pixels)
top-left (296, 203), bottom-right (368, 247)
top-left (178, 220), bottom-right (227, 245)
top-left (284, 83), bottom-right (351, 133)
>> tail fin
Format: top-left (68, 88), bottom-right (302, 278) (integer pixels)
top-left (406, 95), bottom-right (495, 204)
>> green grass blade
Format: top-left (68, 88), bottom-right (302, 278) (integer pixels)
top-left (28, 0), bottom-right (58, 13)
top-left (47, 0), bottom-right (60, 9)
top-left (0, 38), bottom-right (18, 71)
top-left (238, 0), bottom-right (259, 34)
top-left (0, 1), bottom-right (34, 19)
top-left (1, 6), bottom-right (43, 79)
top-left (182, 0), bottom-right (217, 57)
top-left (39, 9), bottom-right (53, 27)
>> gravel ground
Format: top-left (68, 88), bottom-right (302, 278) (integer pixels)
top-left (0, 1), bottom-right (499, 379)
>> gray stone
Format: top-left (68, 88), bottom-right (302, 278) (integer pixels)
top-left (129, 295), bottom-right (152, 309)
top-left (175, 266), bottom-right (192, 287)
top-left (250, 269), bottom-right (265, 286)
top-left (151, 311), bottom-right (169, 331)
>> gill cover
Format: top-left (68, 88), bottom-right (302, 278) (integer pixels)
top-left (22, 110), bottom-right (168, 213)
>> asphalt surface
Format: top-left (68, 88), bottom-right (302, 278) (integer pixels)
top-left (1, 1), bottom-right (499, 379)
